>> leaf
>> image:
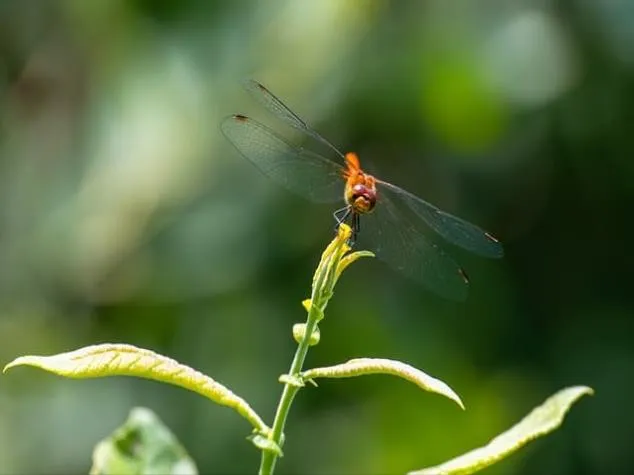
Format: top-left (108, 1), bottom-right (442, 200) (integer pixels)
top-left (4, 344), bottom-right (270, 434)
top-left (90, 407), bottom-right (197, 475)
top-left (409, 385), bottom-right (594, 475)
top-left (302, 358), bottom-right (464, 409)
top-left (335, 250), bottom-right (374, 282)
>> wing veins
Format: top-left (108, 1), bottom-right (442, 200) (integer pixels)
top-left (243, 79), bottom-right (346, 160)
top-left (378, 180), bottom-right (503, 258)
top-left (221, 115), bottom-right (344, 203)
top-left (359, 190), bottom-right (469, 300)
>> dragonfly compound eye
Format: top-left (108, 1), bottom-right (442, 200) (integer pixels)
top-left (350, 184), bottom-right (377, 214)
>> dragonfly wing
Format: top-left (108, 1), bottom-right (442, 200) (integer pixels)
top-left (357, 191), bottom-right (470, 300)
top-left (378, 180), bottom-right (503, 258)
top-left (242, 79), bottom-right (346, 159)
top-left (242, 79), bottom-right (311, 132)
top-left (221, 115), bottom-right (344, 203)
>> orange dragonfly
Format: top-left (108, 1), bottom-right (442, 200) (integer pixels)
top-left (221, 80), bottom-right (503, 300)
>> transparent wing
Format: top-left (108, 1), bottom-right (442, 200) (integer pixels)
top-left (221, 114), bottom-right (344, 203)
top-left (377, 180), bottom-right (504, 258)
top-left (242, 79), bottom-right (346, 159)
top-left (357, 190), bottom-right (470, 301)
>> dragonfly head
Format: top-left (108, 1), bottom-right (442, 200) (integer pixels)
top-left (346, 181), bottom-right (377, 214)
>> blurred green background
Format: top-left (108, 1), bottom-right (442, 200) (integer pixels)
top-left (0, 1), bottom-right (631, 473)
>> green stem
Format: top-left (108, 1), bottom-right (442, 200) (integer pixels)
top-left (258, 226), bottom-right (351, 475)
top-left (258, 304), bottom-right (322, 475)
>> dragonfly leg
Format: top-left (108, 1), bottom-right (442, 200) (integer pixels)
top-left (333, 206), bottom-right (351, 228)
top-left (350, 212), bottom-right (360, 246)
top-left (333, 206), bottom-right (357, 245)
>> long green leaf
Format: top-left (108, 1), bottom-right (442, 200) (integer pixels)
top-left (409, 385), bottom-right (593, 475)
top-left (4, 344), bottom-right (270, 435)
top-left (302, 358), bottom-right (464, 409)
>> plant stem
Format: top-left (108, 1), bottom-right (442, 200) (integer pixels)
top-left (258, 306), bottom-right (322, 475)
top-left (259, 225), bottom-right (351, 475)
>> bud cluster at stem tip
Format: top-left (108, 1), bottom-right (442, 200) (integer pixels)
top-left (308, 223), bottom-right (374, 319)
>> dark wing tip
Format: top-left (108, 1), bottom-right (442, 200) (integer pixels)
top-left (242, 78), bottom-right (268, 93)
top-left (482, 232), bottom-right (504, 258)
top-left (484, 232), bottom-right (499, 243)
top-left (220, 115), bottom-right (250, 141)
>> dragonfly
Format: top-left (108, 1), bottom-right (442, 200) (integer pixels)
top-left (221, 80), bottom-right (503, 300)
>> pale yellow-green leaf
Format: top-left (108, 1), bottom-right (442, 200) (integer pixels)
top-left (409, 385), bottom-right (594, 475)
top-left (90, 407), bottom-right (197, 475)
top-left (4, 344), bottom-right (269, 434)
top-left (302, 358), bottom-right (464, 409)
top-left (335, 250), bottom-right (374, 282)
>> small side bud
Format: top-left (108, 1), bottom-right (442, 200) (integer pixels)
top-left (278, 374), bottom-right (305, 387)
top-left (249, 434), bottom-right (283, 457)
top-left (301, 299), bottom-right (324, 321)
top-left (292, 323), bottom-right (320, 346)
